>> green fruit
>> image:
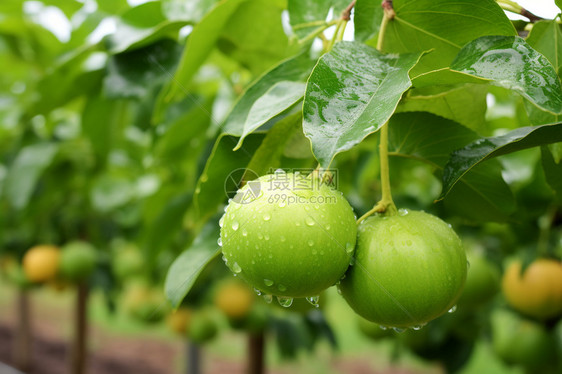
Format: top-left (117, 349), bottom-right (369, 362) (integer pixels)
top-left (123, 284), bottom-right (167, 324)
top-left (59, 241), bottom-right (98, 282)
top-left (456, 251), bottom-right (500, 309)
top-left (188, 312), bottom-right (218, 344)
top-left (492, 309), bottom-right (557, 369)
top-left (112, 244), bottom-right (145, 281)
top-left (220, 172), bottom-right (357, 298)
top-left (339, 210), bottom-right (467, 329)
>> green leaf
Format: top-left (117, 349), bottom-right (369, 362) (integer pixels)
top-left (541, 145), bottom-right (562, 197)
top-left (90, 174), bottom-right (135, 213)
top-left (165, 0), bottom-right (247, 102)
top-left (396, 84), bottom-right (488, 132)
top-left (104, 39), bottom-right (183, 99)
top-left (245, 112), bottom-right (303, 176)
top-left (161, 0), bottom-right (218, 22)
top-left (411, 68), bottom-right (490, 88)
top-left (382, 0), bottom-right (515, 75)
top-left (222, 53), bottom-right (316, 136)
top-left (194, 133), bottom-right (265, 220)
top-left (107, 2), bottom-right (189, 53)
top-left (451, 36), bottom-right (562, 115)
top-left (556, 0), bottom-right (562, 12)
top-left (287, 0), bottom-right (346, 39)
top-left (217, 0), bottom-right (290, 75)
top-left (440, 123), bottom-right (562, 199)
top-left (165, 219), bottom-right (221, 308)
top-left (303, 41), bottom-right (423, 168)
top-left (234, 81), bottom-right (305, 150)
top-left (142, 193), bottom-right (193, 262)
top-left (524, 21), bottom-right (562, 125)
top-left (388, 112), bottom-right (514, 221)
top-left (354, 0), bottom-right (383, 42)
top-left (3, 143), bottom-right (59, 210)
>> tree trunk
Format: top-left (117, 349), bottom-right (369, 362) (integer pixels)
top-left (13, 288), bottom-right (31, 372)
top-left (186, 341), bottom-right (201, 374)
top-left (70, 283), bottom-right (89, 374)
top-left (247, 332), bottom-right (265, 374)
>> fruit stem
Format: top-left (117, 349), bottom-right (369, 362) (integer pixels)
top-left (496, 0), bottom-right (544, 22)
top-left (357, 2), bottom-right (397, 224)
top-left (299, 20), bottom-right (338, 47)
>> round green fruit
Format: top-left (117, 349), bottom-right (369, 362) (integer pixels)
top-left (112, 242), bottom-right (145, 281)
top-left (456, 251), bottom-right (500, 309)
top-left (188, 312), bottom-right (218, 344)
top-left (59, 241), bottom-right (98, 282)
top-left (220, 172), bottom-right (357, 298)
top-left (339, 210), bottom-right (467, 329)
top-left (491, 309), bottom-right (557, 369)
top-left (123, 284), bottom-right (167, 324)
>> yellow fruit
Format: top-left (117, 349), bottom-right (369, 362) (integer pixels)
top-left (167, 309), bottom-right (192, 335)
top-left (23, 245), bottom-right (61, 283)
top-left (502, 259), bottom-right (562, 320)
top-left (215, 280), bottom-right (254, 319)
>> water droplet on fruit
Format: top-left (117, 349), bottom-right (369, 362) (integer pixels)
top-left (254, 288), bottom-right (262, 296)
top-left (217, 237), bottom-right (223, 247)
top-left (263, 294), bottom-right (272, 303)
top-left (231, 262), bottom-right (242, 274)
top-left (264, 279), bottom-right (274, 286)
top-left (306, 295), bottom-right (320, 307)
top-left (412, 325), bottom-right (423, 331)
top-left (278, 284), bottom-right (287, 292)
top-left (277, 296), bottom-right (293, 307)
top-left (336, 286), bottom-right (342, 295)
top-left (398, 208), bottom-right (409, 216)
top-left (393, 327), bottom-right (405, 333)
top-left (448, 305), bottom-right (457, 313)
top-left (257, 233), bottom-right (263, 240)
top-left (308, 239), bottom-right (314, 246)
top-left (222, 255), bottom-right (227, 264)
top-left (280, 236), bottom-right (286, 242)
top-left (447, 223), bottom-right (452, 228)
top-left (379, 325), bottom-right (388, 331)
top-left (242, 229), bottom-right (248, 237)
top-left (295, 222), bottom-right (301, 227)
top-left (466, 260), bottom-right (470, 269)
top-left (349, 257), bottom-right (356, 266)
top-left (264, 234), bottom-right (270, 241)
top-left (231, 221), bottom-right (239, 231)
top-left (305, 217), bottom-right (315, 226)
top-left (219, 216), bottom-right (225, 227)
top-left (304, 206), bottom-right (310, 211)
top-left (275, 168), bottom-right (285, 174)
top-left (263, 213), bottom-right (271, 221)
top-left (325, 224), bottom-right (331, 230)
top-left (345, 242), bottom-right (354, 254)
top-left (278, 200), bottom-right (286, 208)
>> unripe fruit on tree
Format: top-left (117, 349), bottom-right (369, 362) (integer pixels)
top-left (123, 283), bottom-right (167, 324)
top-left (59, 241), bottom-right (98, 282)
top-left (214, 280), bottom-right (254, 319)
top-left (339, 210), bottom-right (467, 329)
top-left (220, 172), bottom-right (357, 299)
top-left (491, 309), bottom-right (557, 369)
top-left (188, 311), bottom-right (218, 344)
top-left (167, 308), bottom-right (192, 335)
top-left (23, 245), bottom-right (61, 283)
top-left (501, 258), bottom-right (562, 320)
top-left (456, 251), bottom-right (500, 309)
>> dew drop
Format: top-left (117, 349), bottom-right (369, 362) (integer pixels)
top-left (336, 287), bottom-right (342, 295)
top-left (231, 221), bottom-right (239, 231)
top-left (306, 295), bottom-right (320, 307)
top-left (466, 260), bottom-right (471, 269)
top-left (393, 327), bottom-right (405, 333)
top-left (305, 217), bottom-right (315, 226)
top-left (278, 200), bottom-right (286, 208)
top-left (274, 168), bottom-right (285, 174)
top-left (447, 223), bottom-right (452, 228)
top-left (263, 213), bottom-right (271, 221)
top-left (278, 284), bottom-right (287, 292)
top-left (412, 325), bottom-right (423, 331)
top-left (222, 255), bottom-right (227, 264)
top-left (308, 239), bottom-right (314, 246)
top-left (231, 262), bottom-right (242, 274)
top-left (448, 305), bottom-right (457, 313)
top-left (280, 236), bottom-right (286, 242)
top-left (257, 233), bottom-right (263, 240)
top-left (219, 216), bottom-right (225, 227)
top-left (349, 257), bottom-right (356, 266)
top-left (398, 208), bottom-right (409, 216)
top-left (263, 294), bottom-right (273, 303)
top-left (242, 229), bottom-right (248, 237)
top-left (264, 234), bottom-right (270, 241)
top-left (379, 325), bottom-right (388, 331)
top-left (277, 296), bottom-right (293, 308)
top-left (264, 279), bottom-right (274, 287)
top-left (345, 242), bottom-right (354, 254)
top-left (217, 237), bottom-right (223, 247)
top-left (295, 222), bottom-right (301, 227)
top-left (253, 288), bottom-right (262, 296)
